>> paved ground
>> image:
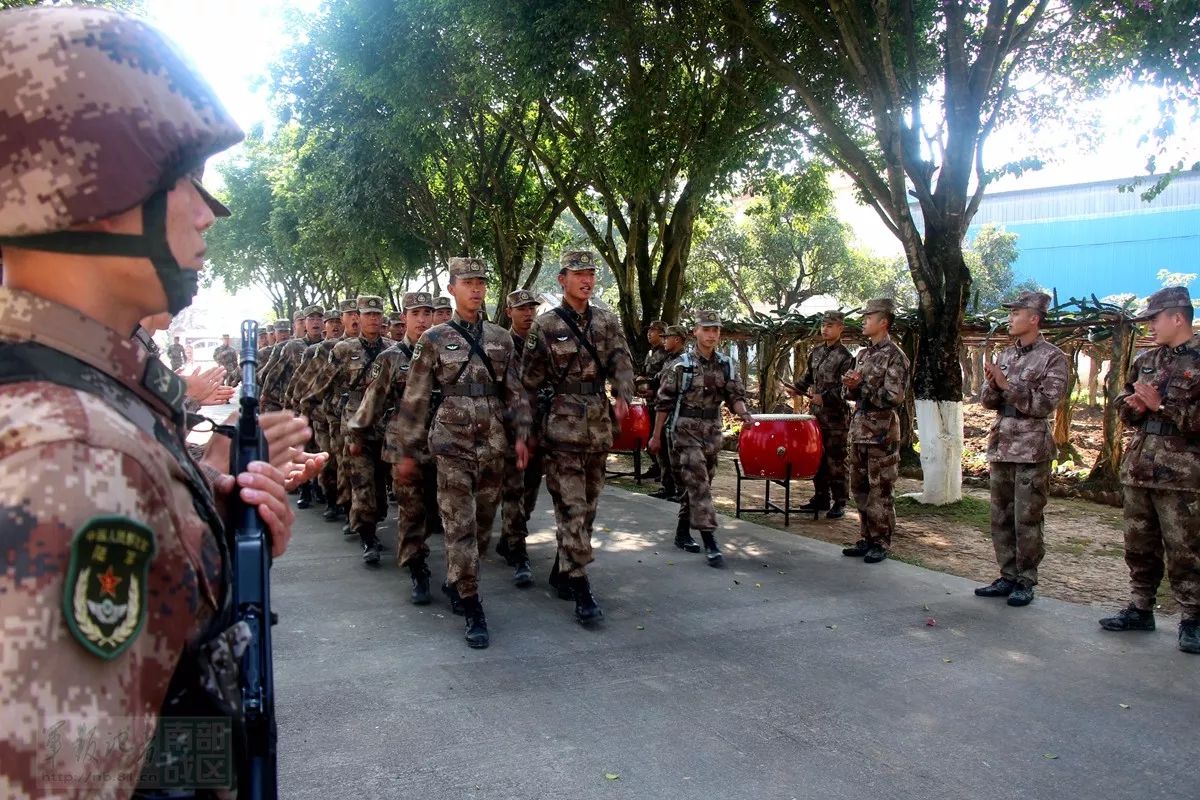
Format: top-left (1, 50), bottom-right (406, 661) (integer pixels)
top-left (273, 484), bottom-right (1195, 800)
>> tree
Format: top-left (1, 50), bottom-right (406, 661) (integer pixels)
top-left (965, 224), bottom-right (1038, 311)
top-left (730, 0), bottom-right (1059, 503)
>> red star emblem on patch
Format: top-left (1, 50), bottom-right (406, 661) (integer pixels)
top-left (96, 566), bottom-right (122, 597)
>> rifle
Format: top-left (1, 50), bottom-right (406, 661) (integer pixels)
top-left (229, 319), bottom-right (278, 799)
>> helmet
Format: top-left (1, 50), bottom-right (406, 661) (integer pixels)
top-left (0, 7), bottom-right (244, 313)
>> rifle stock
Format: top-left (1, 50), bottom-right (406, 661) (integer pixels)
top-left (230, 320), bottom-right (278, 799)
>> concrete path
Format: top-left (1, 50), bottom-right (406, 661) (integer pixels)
top-left (273, 485), bottom-right (1195, 800)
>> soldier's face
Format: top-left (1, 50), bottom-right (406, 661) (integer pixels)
top-left (451, 277), bottom-right (486, 314)
top-left (1148, 309), bottom-right (1188, 345)
top-left (862, 312), bottom-right (885, 338)
top-left (559, 269), bottom-right (595, 303)
top-left (666, 334), bottom-right (684, 353)
top-left (694, 325), bottom-right (720, 351)
top-left (165, 176), bottom-right (215, 271)
top-left (821, 321), bottom-right (843, 342)
top-left (1007, 308), bottom-right (1037, 337)
top-left (390, 321), bottom-right (406, 339)
top-left (406, 307), bottom-right (433, 339)
top-left (360, 310), bottom-right (383, 336)
top-left (342, 312), bottom-right (360, 336)
top-left (434, 308), bottom-right (453, 323)
top-left (325, 320), bottom-right (342, 338)
top-left (509, 304), bottom-right (536, 332)
top-left (258, 334), bottom-right (268, 347)
top-left (648, 329), bottom-right (663, 348)
top-left (304, 315), bottom-right (322, 337)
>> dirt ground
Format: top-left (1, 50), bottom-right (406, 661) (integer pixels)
top-left (605, 450), bottom-right (1177, 614)
top-left (960, 400), bottom-right (1106, 478)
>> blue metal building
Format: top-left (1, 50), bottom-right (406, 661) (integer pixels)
top-left (962, 172), bottom-right (1200, 300)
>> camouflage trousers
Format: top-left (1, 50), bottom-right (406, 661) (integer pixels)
top-left (499, 445), bottom-right (545, 563)
top-left (395, 460), bottom-right (443, 568)
top-left (812, 422), bottom-right (849, 504)
top-left (312, 418), bottom-right (338, 504)
top-left (989, 460), bottom-right (1050, 586)
top-left (544, 451), bottom-right (607, 577)
top-left (850, 443), bottom-right (899, 547)
top-left (673, 436), bottom-right (720, 532)
top-left (435, 452), bottom-right (504, 599)
top-left (649, 408), bottom-right (676, 492)
top-left (330, 417), bottom-right (351, 507)
top-left (1122, 486), bottom-right (1200, 619)
top-left (346, 438), bottom-right (388, 536)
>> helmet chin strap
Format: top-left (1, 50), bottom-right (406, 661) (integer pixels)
top-left (0, 190), bottom-right (199, 315)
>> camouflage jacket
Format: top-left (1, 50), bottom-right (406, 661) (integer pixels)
top-left (639, 345), bottom-right (669, 398)
top-left (296, 337), bottom-right (344, 421)
top-left (980, 336), bottom-right (1069, 463)
top-left (794, 341), bottom-right (853, 428)
top-left (256, 338), bottom-right (289, 398)
top-left (281, 338), bottom-right (326, 414)
top-left (212, 343), bottom-right (238, 373)
top-left (166, 342), bottom-right (185, 367)
top-left (656, 348), bottom-right (746, 451)
top-left (394, 313), bottom-right (530, 461)
top-left (1117, 339), bottom-right (1200, 493)
top-left (323, 335), bottom-right (394, 426)
top-left (845, 335), bottom-right (910, 446)
top-left (520, 301), bottom-right (636, 452)
top-left (350, 337), bottom-right (426, 459)
top-left (262, 334), bottom-right (321, 409)
top-left (0, 288), bottom-right (227, 798)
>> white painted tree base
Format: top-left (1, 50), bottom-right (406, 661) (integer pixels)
top-left (914, 399), bottom-right (964, 505)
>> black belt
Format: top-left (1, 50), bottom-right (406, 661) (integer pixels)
top-left (1143, 419), bottom-right (1180, 436)
top-left (558, 381), bottom-right (606, 395)
top-left (678, 407), bottom-right (719, 420)
top-left (1000, 405), bottom-right (1030, 419)
top-left (440, 382), bottom-right (499, 398)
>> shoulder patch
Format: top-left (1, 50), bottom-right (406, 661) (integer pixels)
top-left (555, 334), bottom-right (570, 342)
top-left (526, 335), bottom-right (537, 350)
top-left (446, 343), bottom-right (461, 351)
top-left (63, 516), bottom-right (156, 660)
top-left (411, 342), bottom-right (424, 362)
top-left (368, 362), bottom-right (383, 381)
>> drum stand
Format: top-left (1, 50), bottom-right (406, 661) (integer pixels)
top-left (606, 448), bottom-right (650, 483)
top-left (733, 459), bottom-right (819, 525)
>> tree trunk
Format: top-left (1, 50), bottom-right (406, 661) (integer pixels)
top-left (737, 340), bottom-right (750, 407)
top-left (1086, 349), bottom-right (1101, 407)
top-left (1053, 344), bottom-right (1082, 462)
top-left (1087, 320), bottom-right (1136, 488)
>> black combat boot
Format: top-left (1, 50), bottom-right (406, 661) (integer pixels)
top-left (313, 482), bottom-right (326, 506)
top-left (1099, 604), bottom-right (1155, 632)
top-left (360, 531), bottom-right (381, 566)
top-left (798, 495), bottom-right (831, 512)
top-left (863, 543), bottom-right (889, 564)
top-left (461, 595), bottom-right (490, 649)
top-left (341, 519), bottom-right (353, 536)
top-left (548, 555), bottom-right (573, 600)
top-left (322, 503), bottom-right (340, 522)
top-left (513, 558), bottom-right (533, 588)
top-left (569, 575), bottom-right (603, 625)
top-left (1007, 583), bottom-right (1035, 606)
top-left (826, 501), bottom-right (847, 520)
top-left (408, 560), bottom-right (432, 605)
top-left (1179, 619), bottom-right (1200, 654)
top-left (699, 530), bottom-right (723, 567)
top-left (297, 481), bottom-right (313, 510)
top-left (974, 577), bottom-right (1017, 598)
top-left (495, 537), bottom-right (512, 564)
top-left (642, 463), bottom-right (661, 481)
top-left (441, 582), bottom-right (465, 615)
top-left (842, 539), bottom-right (870, 557)
top-left (674, 517), bottom-right (702, 553)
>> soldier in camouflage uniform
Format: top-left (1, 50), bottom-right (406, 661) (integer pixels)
top-left (653, 324), bottom-right (689, 500)
top-left (211, 333), bottom-right (241, 387)
top-left (257, 319), bottom-right (292, 403)
top-left (0, 8), bottom-right (317, 795)
top-left (354, 292), bottom-right (444, 603)
top-left (638, 320), bottom-right (668, 484)
top-left (841, 298), bottom-right (911, 564)
top-left (787, 310), bottom-right (854, 519)
top-left (264, 305), bottom-right (325, 508)
top-left (433, 295), bottom-right (453, 325)
top-left (315, 296), bottom-right (393, 562)
top-left (388, 310), bottom-right (407, 342)
top-left (521, 250), bottom-right (636, 624)
top-left (650, 311), bottom-right (753, 566)
top-left (1099, 287), bottom-right (1200, 654)
top-left (166, 336), bottom-right (186, 371)
top-left (299, 301), bottom-right (357, 522)
top-left (974, 291), bottom-right (1069, 607)
top-left (497, 289), bottom-right (544, 587)
top-left (393, 258), bottom-right (531, 648)
top-left (258, 314), bottom-right (302, 409)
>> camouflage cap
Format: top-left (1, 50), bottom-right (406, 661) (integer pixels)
top-left (448, 257), bottom-right (488, 280)
top-left (664, 325), bottom-right (687, 338)
top-left (863, 298), bottom-right (896, 316)
top-left (1001, 290), bottom-right (1051, 315)
top-left (357, 295), bottom-right (385, 313)
top-left (433, 296), bottom-right (453, 310)
top-left (258, 324), bottom-right (271, 335)
top-left (506, 289), bottom-right (539, 308)
top-left (560, 250), bottom-right (600, 271)
top-left (273, 321), bottom-right (290, 332)
top-left (388, 311), bottom-right (405, 323)
top-left (323, 309), bottom-right (341, 322)
top-left (694, 309), bottom-right (722, 328)
top-left (821, 310), bottom-right (846, 323)
top-left (291, 311), bottom-right (304, 323)
top-left (0, 8), bottom-right (244, 237)
top-left (1134, 286), bottom-right (1192, 321)
top-left (301, 304), bottom-right (323, 318)
top-left (338, 298), bottom-right (359, 314)
top-left (647, 320), bottom-right (667, 332)
top-left (403, 291), bottom-right (434, 310)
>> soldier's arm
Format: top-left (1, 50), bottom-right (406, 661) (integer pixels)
top-left (1115, 353), bottom-right (1150, 427)
top-left (723, 366), bottom-right (751, 416)
top-left (1154, 356), bottom-right (1200, 434)
top-left (818, 350), bottom-right (851, 406)
top-left (301, 348), bottom-right (339, 408)
top-left (979, 371), bottom-right (1004, 410)
top-left (655, 360), bottom-right (681, 414)
top-left (1007, 349), bottom-right (1070, 418)
top-left (520, 321), bottom-right (551, 394)
top-left (502, 348), bottom-right (532, 443)
top-left (605, 319), bottom-right (636, 402)
top-left (795, 350), bottom-right (815, 394)
top-left (395, 334), bottom-right (437, 456)
top-left (347, 355), bottom-right (394, 438)
top-left (861, 349), bottom-right (908, 409)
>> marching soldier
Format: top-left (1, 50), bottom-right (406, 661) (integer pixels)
top-left (393, 258), bottom-right (531, 649)
top-left (262, 304), bottom-right (323, 417)
top-left (299, 300), bottom-right (358, 522)
top-left (433, 295), bottom-right (453, 325)
top-left (841, 298), bottom-right (910, 564)
top-left (1099, 287), bottom-right (1200, 654)
top-left (166, 335), bottom-right (186, 370)
top-left (520, 250), bottom-right (636, 624)
top-left (975, 291), bottom-right (1068, 607)
top-left (211, 333), bottom-right (241, 387)
top-left (786, 310), bottom-right (853, 519)
top-left (638, 320), bottom-right (668, 482)
top-left (257, 319), bottom-right (292, 402)
top-left (651, 324), bottom-right (688, 501)
top-left (354, 292), bottom-right (444, 604)
top-left (649, 311), bottom-right (753, 564)
top-left (497, 289), bottom-right (544, 587)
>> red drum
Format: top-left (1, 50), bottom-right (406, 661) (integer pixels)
top-left (611, 400), bottom-right (651, 451)
top-left (738, 414), bottom-right (823, 480)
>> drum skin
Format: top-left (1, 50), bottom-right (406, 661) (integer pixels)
top-left (738, 414), bottom-right (823, 480)
top-left (611, 401), bottom-right (651, 451)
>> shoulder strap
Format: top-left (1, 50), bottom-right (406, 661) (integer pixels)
top-left (447, 321), bottom-right (499, 384)
top-left (398, 341), bottom-right (414, 359)
top-left (345, 339), bottom-right (387, 395)
top-left (551, 306), bottom-right (607, 381)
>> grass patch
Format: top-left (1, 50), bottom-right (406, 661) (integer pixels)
top-left (889, 551), bottom-right (930, 569)
top-left (894, 495), bottom-right (992, 535)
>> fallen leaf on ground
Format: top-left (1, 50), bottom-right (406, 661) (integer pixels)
top-left (926, 618), bottom-right (937, 627)
top-left (605, 773), bottom-right (621, 781)
top-left (1119, 703), bottom-right (1130, 709)
top-left (1043, 754), bottom-right (1057, 760)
